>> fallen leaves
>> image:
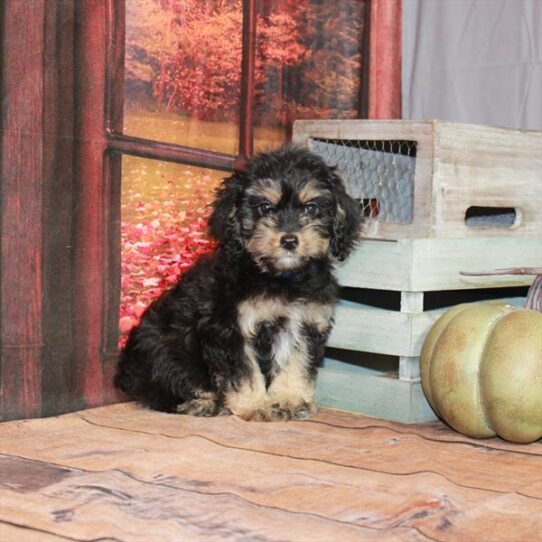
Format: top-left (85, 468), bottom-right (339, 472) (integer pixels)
top-left (119, 166), bottom-right (219, 347)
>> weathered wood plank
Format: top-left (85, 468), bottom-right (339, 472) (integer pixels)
top-left (41, 0), bottom-right (77, 418)
top-left (72, 0), bottom-right (109, 409)
top-left (409, 237), bottom-right (541, 292)
top-left (398, 292), bottom-right (424, 380)
top-left (310, 407), bottom-right (542, 456)
top-left (337, 237), bottom-right (540, 292)
top-left (329, 296), bottom-right (524, 357)
top-left (1, 404), bottom-right (541, 542)
top-left (398, 356), bottom-right (420, 381)
top-left (336, 238), bottom-right (412, 290)
top-left (0, 456), bottom-right (417, 542)
top-left (317, 358), bottom-right (436, 423)
top-left (2, 404), bottom-right (540, 496)
top-left (329, 300), bottom-right (442, 356)
top-left (0, 522), bottom-right (70, 542)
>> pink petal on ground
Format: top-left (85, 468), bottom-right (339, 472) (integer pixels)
top-left (142, 277), bottom-right (160, 287)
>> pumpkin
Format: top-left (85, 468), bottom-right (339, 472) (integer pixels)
top-left (420, 271), bottom-right (542, 444)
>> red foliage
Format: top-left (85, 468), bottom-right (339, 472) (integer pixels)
top-left (152, 0), bottom-right (309, 120)
top-left (119, 176), bottom-right (217, 347)
top-left (126, 0), bottom-right (365, 123)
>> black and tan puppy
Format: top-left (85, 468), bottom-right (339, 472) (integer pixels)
top-left (115, 146), bottom-right (360, 421)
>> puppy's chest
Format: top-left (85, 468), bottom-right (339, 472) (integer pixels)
top-left (237, 296), bottom-right (334, 368)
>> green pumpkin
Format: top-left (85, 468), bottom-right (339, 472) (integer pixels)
top-left (420, 302), bottom-right (542, 444)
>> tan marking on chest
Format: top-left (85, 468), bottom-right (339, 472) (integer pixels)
top-left (237, 296), bottom-right (334, 369)
top-left (238, 296), bottom-right (334, 337)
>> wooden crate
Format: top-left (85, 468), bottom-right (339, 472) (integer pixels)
top-left (297, 120), bottom-right (542, 423)
top-left (314, 235), bottom-right (541, 423)
top-left (293, 119), bottom-right (542, 241)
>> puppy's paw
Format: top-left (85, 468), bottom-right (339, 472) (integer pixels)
top-left (223, 384), bottom-right (273, 421)
top-left (271, 401), bottom-right (317, 421)
top-left (238, 407), bottom-right (274, 422)
top-left (176, 393), bottom-right (226, 417)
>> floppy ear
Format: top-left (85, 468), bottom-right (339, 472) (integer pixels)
top-left (328, 169), bottom-right (361, 261)
top-left (208, 173), bottom-right (246, 256)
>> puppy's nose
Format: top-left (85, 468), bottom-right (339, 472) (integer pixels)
top-left (280, 234), bottom-right (299, 251)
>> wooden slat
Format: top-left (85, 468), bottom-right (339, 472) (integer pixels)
top-left (330, 300), bottom-right (441, 356)
top-left (337, 237), bottom-right (540, 291)
top-left (0, 522), bottom-right (71, 542)
top-left (1, 403), bottom-right (540, 542)
top-left (106, 133), bottom-right (236, 171)
top-left (329, 296), bottom-right (525, 357)
top-left (314, 407), bottom-right (542, 456)
top-left (317, 359), bottom-right (436, 423)
top-left (336, 238), bottom-right (413, 290)
top-left (102, 0), bottom-right (125, 363)
top-left (408, 237), bottom-right (541, 292)
top-left (398, 292), bottom-right (424, 380)
top-left (237, 0), bottom-right (257, 162)
top-left (0, 456), bottom-right (415, 542)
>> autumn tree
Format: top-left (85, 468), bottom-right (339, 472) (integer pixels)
top-left (125, 0), bottom-right (308, 120)
top-left (125, 0), bottom-right (366, 124)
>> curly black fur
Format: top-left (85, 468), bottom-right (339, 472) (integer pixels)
top-left (115, 146), bottom-right (361, 421)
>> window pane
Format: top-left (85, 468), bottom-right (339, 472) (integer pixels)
top-left (124, 0), bottom-right (242, 153)
top-left (253, 0), bottom-right (369, 152)
top-left (124, 0), bottom-right (368, 155)
top-left (120, 155), bottom-right (226, 342)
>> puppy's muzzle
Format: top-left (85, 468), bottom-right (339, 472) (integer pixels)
top-left (280, 234), bottom-right (299, 251)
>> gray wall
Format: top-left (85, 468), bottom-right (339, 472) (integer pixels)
top-left (402, 0), bottom-right (542, 130)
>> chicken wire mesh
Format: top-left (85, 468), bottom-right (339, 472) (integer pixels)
top-left (311, 138), bottom-right (418, 224)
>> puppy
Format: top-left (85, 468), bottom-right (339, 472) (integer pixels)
top-left (115, 146), bottom-right (361, 421)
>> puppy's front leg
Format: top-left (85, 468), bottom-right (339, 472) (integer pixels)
top-left (267, 351), bottom-right (317, 420)
top-left (200, 319), bottom-right (272, 422)
top-left (221, 344), bottom-right (273, 422)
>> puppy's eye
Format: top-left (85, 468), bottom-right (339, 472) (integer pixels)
top-left (259, 201), bottom-right (275, 216)
top-left (304, 202), bottom-right (318, 217)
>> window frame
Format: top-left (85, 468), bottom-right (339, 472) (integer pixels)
top-left (96, 0), bottom-right (376, 363)
top-left (73, 0), bottom-right (262, 407)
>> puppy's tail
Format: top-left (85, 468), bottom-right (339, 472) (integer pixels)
top-left (113, 350), bottom-right (132, 394)
top-left (114, 331), bottom-right (188, 413)
top-left (114, 345), bottom-right (141, 397)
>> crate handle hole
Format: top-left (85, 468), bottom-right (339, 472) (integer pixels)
top-left (465, 206), bottom-right (521, 229)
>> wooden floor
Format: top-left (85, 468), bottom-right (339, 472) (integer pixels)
top-left (0, 403), bottom-right (541, 542)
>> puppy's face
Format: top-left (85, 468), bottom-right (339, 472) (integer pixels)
top-left (209, 147), bottom-right (361, 274)
top-left (241, 177), bottom-right (334, 273)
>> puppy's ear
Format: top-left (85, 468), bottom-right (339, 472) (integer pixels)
top-left (209, 173), bottom-right (246, 255)
top-left (328, 169), bottom-right (361, 261)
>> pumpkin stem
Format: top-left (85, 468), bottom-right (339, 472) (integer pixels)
top-left (525, 274), bottom-right (542, 312)
top-left (460, 267), bottom-right (542, 313)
